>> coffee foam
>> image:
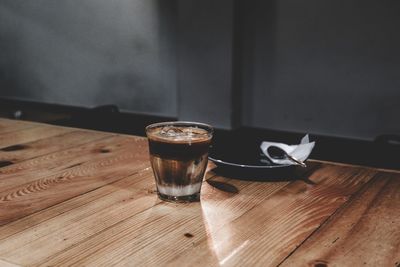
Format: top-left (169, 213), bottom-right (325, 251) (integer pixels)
top-left (148, 126), bottom-right (211, 143)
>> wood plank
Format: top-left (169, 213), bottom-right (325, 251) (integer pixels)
top-left (0, 119), bottom-right (395, 266)
top-left (0, 135), bottom-right (150, 225)
top-left (0, 135), bottom-right (134, 194)
top-left (311, 159), bottom-right (400, 175)
top-left (41, 201), bottom-right (186, 267)
top-left (0, 168), bottom-right (287, 265)
top-left (0, 124), bottom-right (71, 149)
top-left (280, 171), bottom-right (400, 267)
top-left (0, 167), bottom-right (154, 240)
top-left (165, 164), bottom-right (378, 267)
top-left (0, 259), bottom-right (21, 267)
top-left (0, 129), bottom-right (109, 165)
top-left (0, 118), bottom-right (38, 134)
top-left (113, 175), bottom-right (292, 267)
top-left (0, 163), bottom-right (222, 243)
top-left (0, 170), bottom-right (157, 266)
top-left (36, 173), bottom-right (288, 266)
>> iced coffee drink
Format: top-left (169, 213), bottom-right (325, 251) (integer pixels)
top-left (146, 122), bottom-right (213, 202)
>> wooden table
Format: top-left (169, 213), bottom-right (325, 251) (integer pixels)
top-left (0, 118), bottom-right (399, 267)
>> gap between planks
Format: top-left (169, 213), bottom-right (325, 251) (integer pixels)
top-left (279, 171), bottom-right (400, 267)
top-left (275, 170), bottom-right (384, 267)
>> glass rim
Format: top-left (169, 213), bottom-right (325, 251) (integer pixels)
top-left (145, 121), bottom-right (213, 135)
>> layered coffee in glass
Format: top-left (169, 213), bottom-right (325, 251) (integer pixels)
top-left (146, 121), bottom-right (213, 202)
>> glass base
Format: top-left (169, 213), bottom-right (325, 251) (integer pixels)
top-left (157, 192), bottom-right (200, 203)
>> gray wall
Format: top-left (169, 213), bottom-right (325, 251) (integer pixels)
top-left (239, 0), bottom-right (400, 140)
top-left (1, 0), bottom-right (399, 140)
top-left (177, 0), bottom-right (234, 128)
top-left (0, 0), bottom-right (177, 116)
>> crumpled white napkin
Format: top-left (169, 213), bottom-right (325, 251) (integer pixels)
top-left (260, 135), bottom-right (315, 165)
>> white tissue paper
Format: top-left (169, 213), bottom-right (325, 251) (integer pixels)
top-left (260, 135), bottom-right (315, 165)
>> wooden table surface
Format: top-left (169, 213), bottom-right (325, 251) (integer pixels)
top-left (0, 118), bottom-right (399, 267)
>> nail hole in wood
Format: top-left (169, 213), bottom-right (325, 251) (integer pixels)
top-left (313, 260), bottom-right (329, 267)
top-left (184, 233), bottom-right (194, 238)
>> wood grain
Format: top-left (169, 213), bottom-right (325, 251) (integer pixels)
top-left (0, 129), bottom-right (108, 165)
top-left (166, 165), bottom-right (378, 267)
top-left (0, 166), bottom-right (154, 240)
top-left (0, 119), bottom-right (37, 134)
top-left (0, 125), bottom-right (71, 149)
top-left (280, 171), bottom-right (400, 267)
top-left (0, 259), bottom-right (21, 267)
top-left (0, 118), bottom-right (398, 267)
top-left (37, 173), bottom-right (289, 267)
top-left (0, 170), bottom-right (157, 266)
top-left (0, 135), bottom-right (134, 193)
top-left (0, 135), bottom-right (149, 225)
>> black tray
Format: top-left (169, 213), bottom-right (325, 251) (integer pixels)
top-left (208, 137), bottom-right (295, 180)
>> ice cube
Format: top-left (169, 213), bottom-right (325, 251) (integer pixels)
top-left (160, 126), bottom-right (184, 137)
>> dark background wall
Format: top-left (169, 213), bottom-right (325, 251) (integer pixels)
top-left (0, 0), bottom-right (178, 117)
top-left (177, 0), bottom-right (234, 129)
top-left (238, 0), bottom-right (400, 140)
top-left (0, 0), bottom-right (399, 140)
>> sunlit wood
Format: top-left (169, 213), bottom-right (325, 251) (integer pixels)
top-left (0, 118), bottom-right (398, 266)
